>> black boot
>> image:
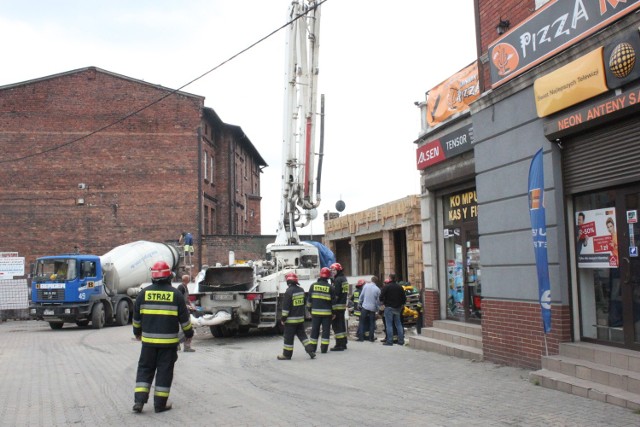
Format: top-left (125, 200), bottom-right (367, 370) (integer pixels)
top-left (155, 403), bottom-right (172, 413)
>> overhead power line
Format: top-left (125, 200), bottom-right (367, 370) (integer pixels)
top-left (0, 0), bottom-right (327, 165)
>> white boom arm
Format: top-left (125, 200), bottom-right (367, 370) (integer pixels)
top-left (276, 0), bottom-right (322, 245)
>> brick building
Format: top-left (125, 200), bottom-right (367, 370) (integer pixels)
top-left (413, 0), bottom-right (640, 407)
top-left (0, 66), bottom-right (266, 271)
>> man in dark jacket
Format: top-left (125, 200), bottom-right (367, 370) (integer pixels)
top-left (379, 273), bottom-right (406, 346)
top-left (330, 262), bottom-right (349, 351)
top-left (278, 272), bottom-right (316, 360)
top-left (132, 261), bottom-right (193, 414)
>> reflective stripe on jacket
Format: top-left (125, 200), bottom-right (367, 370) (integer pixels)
top-left (307, 278), bottom-right (335, 316)
top-left (282, 283), bottom-right (306, 324)
top-left (332, 274), bottom-right (349, 310)
top-left (132, 280), bottom-right (193, 347)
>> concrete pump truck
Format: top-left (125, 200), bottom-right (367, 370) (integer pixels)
top-left (193, 0), bottom-right (331, 337)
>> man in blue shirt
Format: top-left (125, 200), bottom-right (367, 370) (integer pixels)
top-left (357, 276), bottom-right (380, 342)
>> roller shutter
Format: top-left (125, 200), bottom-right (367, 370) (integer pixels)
top-left (563, 115), bottom-right (640, 194)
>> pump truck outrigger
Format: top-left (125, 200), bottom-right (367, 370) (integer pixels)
top-left (30, 241), bottom-right (181, 330)
top-left (192, 0), bottom-right (331, 338)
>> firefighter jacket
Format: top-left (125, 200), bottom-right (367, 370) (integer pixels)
top-left (281, 282), bottom-right (306, 324)
top-left (307, 278), bottom-right (335, 316)
top-left (132, 279), bottom-right (193, 347)
top-left (332, 273), bottom-right (349, 311)
top-left (351, 286), bottom-right (363, 316)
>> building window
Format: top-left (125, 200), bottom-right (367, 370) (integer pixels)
top-left (210, 155), bottom-right (214, 185)
top-left (203, 151), bottom-right (209, 182)
top-left (204, 206), bottom-right (210, 234)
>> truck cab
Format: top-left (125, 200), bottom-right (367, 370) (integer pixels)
top-left (30, 254), bottom-right (124, 329)
top-left (32, 255), bottom-right (103, 304)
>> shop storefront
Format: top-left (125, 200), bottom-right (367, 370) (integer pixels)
top-left (547, 103), bottom-right (640, 350)
top-left (443, 188), bottom-right (481, 323)
top-left (415, 61), bottom-right (481, 326)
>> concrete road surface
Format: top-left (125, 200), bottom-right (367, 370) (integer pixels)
top-left (0, 320), bottom-right (639, 426)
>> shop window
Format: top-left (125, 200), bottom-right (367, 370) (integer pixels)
top-left (574, 190), bottom-right (621, 343)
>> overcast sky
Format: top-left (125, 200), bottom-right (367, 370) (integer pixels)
top-left (0, 0), bottom-right (477, 236)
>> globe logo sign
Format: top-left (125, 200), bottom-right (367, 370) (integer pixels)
top-left (609, 42), bottom-right (636, 79)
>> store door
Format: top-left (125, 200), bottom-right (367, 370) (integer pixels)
top-left (444, 223), bottom-right (481, 323)
top-left (619, 187), bottom-right (640, 349)
top-left (577, 185), bottom-right (640, 349)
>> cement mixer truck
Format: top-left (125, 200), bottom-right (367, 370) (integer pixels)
top-left (30, 241), bottom-right (180, 330)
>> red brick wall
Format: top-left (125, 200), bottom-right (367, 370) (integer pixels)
top-left (482, 299), bottom-right (571, 369)
top-left (201, 234), bottom-right (326, 268)
top-left (0, 68), bottom-right (204, 267)
top-left (477, 0), bottom-right (536, 90)
top-left (0, 68), bottom-right (265, 272)
top-left (423, 289), bottom-right (440, 327)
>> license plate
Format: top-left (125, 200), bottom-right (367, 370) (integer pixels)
top-left (212, 294), bottom-right (234, 301)
top-left (44, 309), bottom-right (54, 315)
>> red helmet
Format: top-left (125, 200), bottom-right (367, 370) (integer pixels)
top-left (285, 272), bottom-right (298, 282)
top-left (320, 267), bottom-right (331, 278)
top-left (330, 262), bottom-right (343, 271)
top-left (151, 261), bottom-right (172, 279)
top-left (356, 279), bottom-right (365, 287)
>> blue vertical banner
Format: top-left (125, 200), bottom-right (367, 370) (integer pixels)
top-left (528, 148), bottom-right (552, 334)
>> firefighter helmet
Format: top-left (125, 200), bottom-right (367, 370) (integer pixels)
top-left (356, 279), bottom-right (365, 287)
top-left (285, 272), bottom-right (298, 283)
top-left (320, 267), bottom-right (331, 278)
top-left (151, 261), bottom-right (172, 280)
top-left (330, 262), bottom-right (343, 271)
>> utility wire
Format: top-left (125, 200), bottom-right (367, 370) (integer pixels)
top-left (0, 0), bottom-right (327, 165)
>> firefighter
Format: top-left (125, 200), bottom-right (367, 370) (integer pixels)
top-left (307, 267), bottom-right (335, 354)
top-left (330, 262), bottom-right (349, 351)
top-left (351, 279), bottom-right (365, 339)
top-left (132, 261), bottom-right (193, 414)
top-left (277, 272), bottom-right (316, 360)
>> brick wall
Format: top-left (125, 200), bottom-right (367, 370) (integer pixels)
top-left (0, 68), bottom-right (203, 267)
top-left (423, 288), bottom-right (440, 327)
top-left (201, 234), bottom-right (325, 267)
top-left (0, 67), bottom-right (267, 272)
top-left (482, 299), bottom-right (571, 369)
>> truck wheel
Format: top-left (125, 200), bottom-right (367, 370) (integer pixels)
top-left (210, 325), bottom-right (224, 338)
top-left (115, 300), bottom-right (130, 326)
top-left (210, 325), bottom-right (237, 337)
top-left (222, 326), bottom-right (238, 337)
top-left (49, 322), bottom-right (64, 330)
top-left (91, 302), bottom-right (105, 329)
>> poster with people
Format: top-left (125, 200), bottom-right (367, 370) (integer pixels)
top-left (576, 208), bottom-right (618, 268)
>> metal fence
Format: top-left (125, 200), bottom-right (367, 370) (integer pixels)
top-left (0, 279), bottom-right (29, 320)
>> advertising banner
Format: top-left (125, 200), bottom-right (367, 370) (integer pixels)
top-left (0, 257), bottom-right (25, 279)
top-left (534, 47), bottom-right (607, 117)
top-left (425, 62), bottom-right (479, 127)
top-left (416, 124), bottom-right (475, 170)
top-left (528, 148), bottom-right (551, 334)
top-left (488, 0), bottom-right (640, 88)
top-left (576, 207), bottom-right (618, 268)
